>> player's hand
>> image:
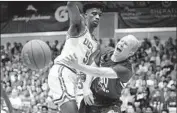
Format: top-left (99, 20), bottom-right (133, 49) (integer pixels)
top-left (61, 53), bottom-right (78, 68)
top-left (83, 88), bottom-right (94, 105)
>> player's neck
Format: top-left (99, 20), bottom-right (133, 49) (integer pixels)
top-left (111, 56), bottom-right (127, 63)
top-left (86, 23), bottom-right (95, 34)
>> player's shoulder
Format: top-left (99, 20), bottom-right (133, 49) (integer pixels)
top-left (67, 19), bottom-right (87, 38)
top-left (116, 59), bottom-right (132, 71)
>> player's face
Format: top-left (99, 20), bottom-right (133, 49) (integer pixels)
top-left (85, 8), bottom-right (102, 27)
top-left (111, 38), bottom-right (132, 62)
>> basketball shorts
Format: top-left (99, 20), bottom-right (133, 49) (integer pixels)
top-left (48, 64), bottom-right (78, 107)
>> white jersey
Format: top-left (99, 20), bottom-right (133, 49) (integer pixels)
top-left (54, 28), bottom-right (99, 66)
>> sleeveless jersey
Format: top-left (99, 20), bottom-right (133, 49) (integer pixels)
top-left (54, 28), bottom-right (99, 67)
top-left (91, 47), bottom-right (132, 106)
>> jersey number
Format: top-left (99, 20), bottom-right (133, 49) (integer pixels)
top-left (98, 78), bottom-right (109, 93)
top-left (83, 50), bottom-right (91, 64)
top-left (77, 81), bottom-right (83, 89)
top-left (100, 78), bottom-right (109, 88)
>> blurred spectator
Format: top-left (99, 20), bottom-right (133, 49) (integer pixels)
top-left (41, 105), bottom-right (48, 113)
top-left (135, 75), bottom-right (144, 88)
top-left (146, 74), bottom-right (156, 88)
top-left (161, 54), bottom-right (172, 68)
top-left (134, 100), bottom-right (141, 113)
top-left (126, 102), bottom-right (136, 113)
top-left (150, 89), bottom-right (165, 112)
top-left (99, 39), bottom-right (102, 45)
top-left (120, 88), bottom-right (135, 112)
top-left (166, 89), bottom-right (176, 113)
top-left (161, 80), bottom-right (168, 91)
top-left (166, 37), bottom-right (175, 50)
top-left (138, 59), bottom-right (148, 73)
top-left (135, 86), bottom-right (150, 109)
top-left (46, 41), bottom-right (51, 49)
top-left (51, 40), bottom-right (60, 60)
top-left (145, 106), bottom-right (154, 113)
top-left (129, 77), bottom-right (137, 95)
top-left (144, 38), bottom-right (151, 49)
top-left (161, 109), bottom-right (169, 113)
top-left (151, 36), bottom-right (161, 52)
top-left (9, 89), bottom-right (22, 110)
top-left (108, 39), bottom-right (115, 48)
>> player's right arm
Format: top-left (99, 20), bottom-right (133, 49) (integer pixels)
top-left (67, 2), bottom-right (82, 25)
top-left (67, 2), bottom-right (85, 37)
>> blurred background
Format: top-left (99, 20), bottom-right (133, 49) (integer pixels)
top-left (0, 1), bottom-right (176, 113)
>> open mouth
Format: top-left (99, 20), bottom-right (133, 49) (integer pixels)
top-left (116, 47), bottom-right (122, 52)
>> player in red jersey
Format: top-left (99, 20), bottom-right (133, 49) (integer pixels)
top-left (61, 35), bottom-right (141, 113)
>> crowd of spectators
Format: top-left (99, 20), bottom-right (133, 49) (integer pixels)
top-left (119, 36), bottom-right (177, 113)
top-left (1, 41), bottom-right (62, 113)
top-left (1, 36), bottom-right (176, 113)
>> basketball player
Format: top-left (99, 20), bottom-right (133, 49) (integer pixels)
top-left (61, 35), bottom-right (141, 113)
top-left (48, 2), bottom-right (104, 113)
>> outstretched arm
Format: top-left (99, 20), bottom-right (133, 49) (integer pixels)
top-left (61, 54), bottom-right (132, 82)
top-left (67, 2), bottom-right (82, 25)
top-left (74, 63), bottom-right (130, 79)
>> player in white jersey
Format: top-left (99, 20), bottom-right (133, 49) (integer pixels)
top-left (48, 2), bottom-right (104, 113)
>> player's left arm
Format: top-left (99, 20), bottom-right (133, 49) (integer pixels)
top-left (61, 54), bottom-right (132, 82)
top-left (71, 63), bottom-right (131, 81)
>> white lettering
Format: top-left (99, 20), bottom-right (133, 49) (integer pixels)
top-left (55, 6), bottom-right (68, 22)
top-left (12, 15), bottom-right (51, 22)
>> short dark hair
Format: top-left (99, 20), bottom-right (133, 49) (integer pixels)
top-left (128, 102), bottom-right (136, 112)
top-left (163, 80), bottom-right (168, 84)
top-left (83, 2), bottom-right (105, 13)
top-left (161, 109), bottom-right (169, 113)
top-left (42, 105), bottom-right (48, 111)
top-left (146, 106), bottom-right (153, 111)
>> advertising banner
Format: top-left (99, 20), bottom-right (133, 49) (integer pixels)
top-left (1, 2), bottom-right (69, 33)
top-left (1, 1), bottom-right (177, 33)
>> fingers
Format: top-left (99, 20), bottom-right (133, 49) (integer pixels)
top-left (84, 94), bottom-right (94, 105)
top-left (60, 59), bottom-right (69, 65)
top-left (68, 55), bottom-right (73, 60)
top-left (90, 94), bottom-right (94, 104)
top-left (73, 53), bottom-right (77, 60)
top-left (84, 96), bottom-right (92, 105)
top-left (60, 56), bottom-right (71, 65)
top-left (69, 53), bottom-right (77, 61)
top-left (60, 53), bottom-right (78, 66)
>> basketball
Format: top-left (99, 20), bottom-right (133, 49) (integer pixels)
top-left (21, 40), bottom-right (52, 70)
